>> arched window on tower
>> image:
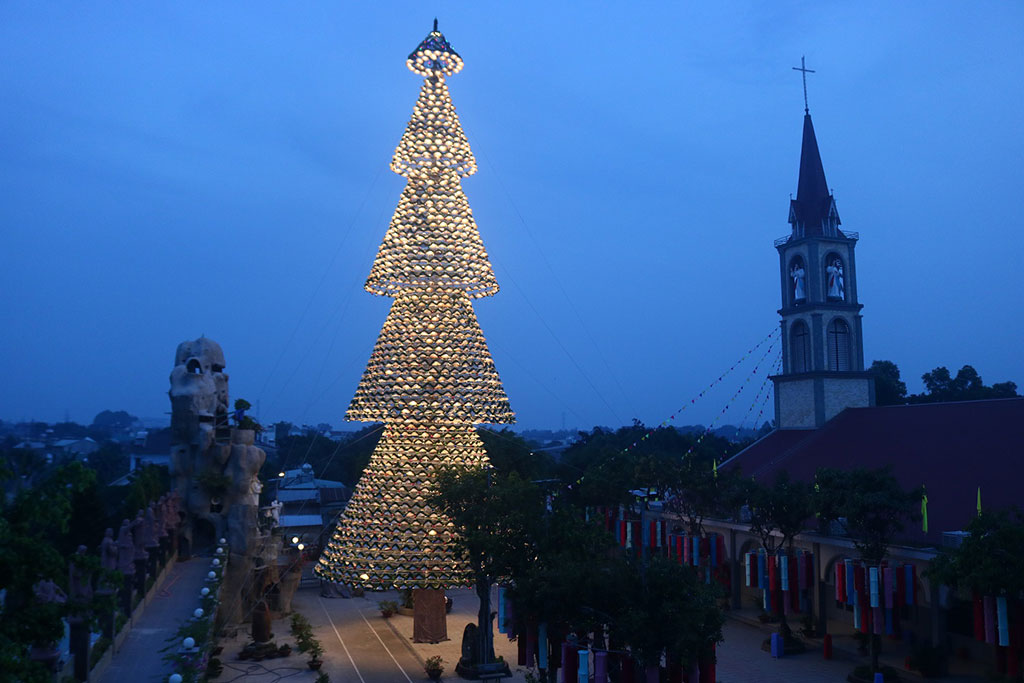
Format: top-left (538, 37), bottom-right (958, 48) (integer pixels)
top-left (791, 320), bottom-right (810, 373)
top-left (827, 318), bottom-right (851, 371)
top-left (789, 256), bottom-right (807, 305)
top-left (825, 253), bottom-right (845, 301)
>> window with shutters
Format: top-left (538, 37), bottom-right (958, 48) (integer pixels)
top-left (827, 318), bottom-right (851, 371)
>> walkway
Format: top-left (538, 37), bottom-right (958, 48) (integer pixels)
top-left (98, 558), bottom-right (210, 683)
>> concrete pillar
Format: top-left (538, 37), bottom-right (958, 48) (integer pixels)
top-left (133, 558), bottom-right (147, 596)
top-left (729, 529), bottom-right (742, 609)
top-left (814, 542), bottom-right (827, 635)
top-left (69, 618), bottom-right (90, 681)
top-left (929, 580), bottom-right (950, 676)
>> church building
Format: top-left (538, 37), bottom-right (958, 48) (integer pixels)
top-left (702, 94), bottom-right (1024, 661)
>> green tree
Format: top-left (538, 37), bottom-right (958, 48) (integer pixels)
top-left (90, 410), bottom-right (138, 434)
top-left (477, 427), bottom-right (555, 481)
top-left (0, 462), bottom-right (99, 682)
top-left (432, 467), bottom-right (543, 675)
top-left (869, 360), bottom-right (907, 406)
top-left (274, 421), bottom-right (293, 444)
top-left (87, 442), bottom-right (129, 486)
top-left (434, 464), bottom-right (725, 682)
top-left (928, 508), bottom-right (1024, 597)
top-left (613, 556), bottom-right (724, 671)
top-left (747, 471), bottom-right (814, 648)
top-left (814, 466), bottom-right (922, 673)
top-left (748, 471), bottom-right (814, 555)
top-left (910, 365), bottom-right (1018, 404)
top-left (120, 464), bottom-right (170, 520)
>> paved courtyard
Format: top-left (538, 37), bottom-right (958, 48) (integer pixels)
top-left (112, 580), bottom-right (987, 682)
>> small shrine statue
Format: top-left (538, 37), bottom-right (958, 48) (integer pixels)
top-left (69, 545), bottom-right (93, 604)
top-left (144, 505), bottom-right (159, 549)
top-left (33, 578), bottom-right (67, 605)
top-left (99, 528), bottom-right (118, 572)
top-left (131, 512), bottom-right (148, 561)
top-left (154, 497), bottom-right (168, 540)
top-left (791, 263), bottom-right (806, 301)
top-left (117, 520), bottom-right (136, 575)
top-left (826, 258), bottom-right (844, 299)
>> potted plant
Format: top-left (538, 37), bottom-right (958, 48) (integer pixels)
top-left (378, 600), bottom-right (399, 618)
top-left (308, 640), bottom-right (324, 670)
top-left (425, 655), bottom-right (444, 680)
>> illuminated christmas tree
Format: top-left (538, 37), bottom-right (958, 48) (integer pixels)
top-left (315, 22), bottom-right (513, 591)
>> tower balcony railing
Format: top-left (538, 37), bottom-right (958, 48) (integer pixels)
top-left (774, 229), bottom-right (859, 247)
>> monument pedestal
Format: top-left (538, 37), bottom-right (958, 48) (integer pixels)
top-left (70, 618), bottom-right (90, 681)
top-left (413, 588), bottom-right (448, 643)
top-left (134, 558), bottom-right (147, 595)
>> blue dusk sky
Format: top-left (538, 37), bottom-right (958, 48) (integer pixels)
top-left (1, 3), bottom-right (1022, 431)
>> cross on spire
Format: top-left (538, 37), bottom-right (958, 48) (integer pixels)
top-left (792, 56), bottom-right (815, 114)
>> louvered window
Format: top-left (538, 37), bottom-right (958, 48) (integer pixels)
top-left (827, 319), bottom-right (851, 371)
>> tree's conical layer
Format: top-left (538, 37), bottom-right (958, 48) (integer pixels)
top-left (391, 76), bottom-right (477, 178)
top-left (347, 289), bottom-right (514, 424)
top-left (314, 422), bottom-right (488, 589)
top-left (365, 169), bottom-right (497, 298)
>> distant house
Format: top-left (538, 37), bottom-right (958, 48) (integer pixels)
top-left (53, 438), bottom-right (100, 459)
top-left (125, 428), bottom-right (173, 472)
top-left (265, 464), bottom-right (348, 550)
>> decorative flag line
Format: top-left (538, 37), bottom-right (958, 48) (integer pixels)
top-left (594, 507), bottom-right (731, 586)
top-left (733, 354), bottom-right (782, 437)
top-left (747, 356), bottom-right (782, 438)
top-left (682, 341), bottom-right (778, 459)
top-left (569, 327), bottom-right (779, 487)
top-left (973, 592), bottom-right (1017, 649)
top-left (499, 607), bottom-right (716, 682)
top-left (833, 559), bottom-right (918, 636)
top-left (744, 549), bottom-right (815, 616)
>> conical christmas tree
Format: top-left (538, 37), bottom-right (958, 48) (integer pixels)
top-left (315, 23), bottom-right (513, 591)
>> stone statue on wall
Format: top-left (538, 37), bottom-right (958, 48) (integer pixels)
top-left (131, 512), bottom-right (148, 562)
top-left (116, 520), bottom-right (135, 576)
top-left (99, 528), bottom-right (118, 572)
top-left (33, 578), bottom-right (67, 605)
top-left (69, 545), bottom-right (93, 604)
top-left (154, 497), bottom-right (167, 541)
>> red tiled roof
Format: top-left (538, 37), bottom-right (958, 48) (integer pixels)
top-left (722, 398), bottom-right (1024, 547)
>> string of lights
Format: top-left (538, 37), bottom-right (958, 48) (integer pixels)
top-left (733, 353), bottom-right (782, 435)
top-left (615, 327), bottom-right (777, 455)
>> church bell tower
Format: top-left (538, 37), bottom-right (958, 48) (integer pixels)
top-left (772, 68), bottom-right (874, 429)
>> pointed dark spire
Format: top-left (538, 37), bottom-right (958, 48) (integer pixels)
top-left (789, 113), bottom-right (839, 236)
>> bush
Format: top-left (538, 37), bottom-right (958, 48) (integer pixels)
top-left (425, 655), bottom-right (444, 675)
